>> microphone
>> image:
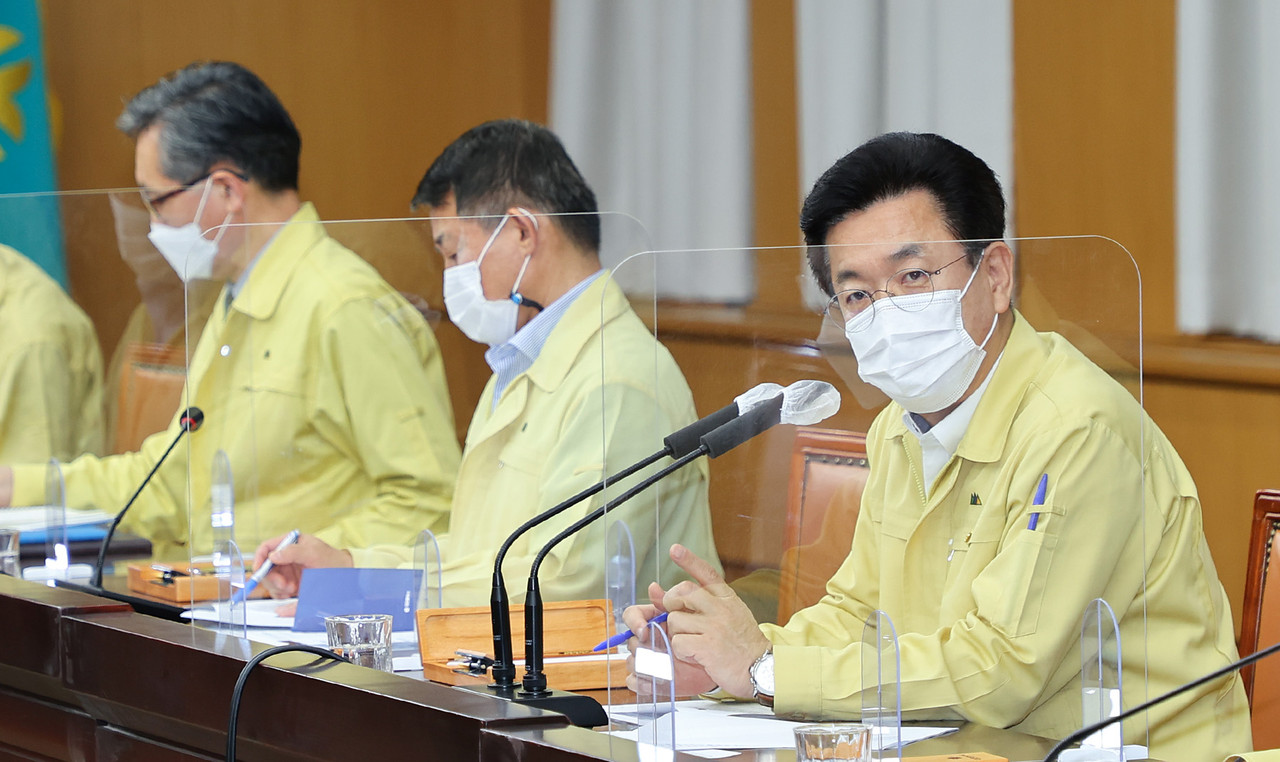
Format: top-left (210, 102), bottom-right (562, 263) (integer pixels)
top-left (483, 382), bottom-right (800, 693)
top-left (54, 407), bottom-right (205, 620)
top-left (516, 381), bottom-right (840, 709)
top-left (89, 406), bottom-right (204, 587)
top-left (1042, 640), bottom-right (1277, 761)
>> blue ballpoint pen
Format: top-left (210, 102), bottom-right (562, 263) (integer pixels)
top-left (229, 528), bottom-right (300, 605)
top-left (593, 611), bottom-right (669, 652)
top-left (1027, 473), bottom-right (1048, 530)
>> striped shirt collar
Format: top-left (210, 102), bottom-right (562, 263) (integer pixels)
top-left (485, 269), bottom-right (605, 408)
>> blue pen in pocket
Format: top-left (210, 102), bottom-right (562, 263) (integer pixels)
top-left (1027, 473), bottom-right (1048, 530)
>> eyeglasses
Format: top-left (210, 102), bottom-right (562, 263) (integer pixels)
top-left (825, 252), bottom-right (974, 329)
top-left (139, 169), bottom-right (247, 219)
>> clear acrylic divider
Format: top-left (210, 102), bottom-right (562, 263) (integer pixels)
top-left (0, 190), bottom-right (146, 582)
top-left (1063, 598), bottom-right (1142, 761)
top-left (861, 611), bottom-right (903, 758)
top-left (609, 236), bottom-right (1145, 756)
top-left (209, 449), bottom-right (235, 568)
top-left (208, 450), bottom-right (246, 633)
top-left (414, 528), bottom-right (443, 613)
top-left (605, 519), bottom-right (637, 644)
top-left (38, 459), bottom-right (73, 582)
top-left (632, 623), bottom-right (679, 761)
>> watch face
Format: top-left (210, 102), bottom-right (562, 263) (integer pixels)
top-left (752, 652), bottom-right (776, 695)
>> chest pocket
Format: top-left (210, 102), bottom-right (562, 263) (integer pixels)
top-left (233, 358), bottom-right (309, 462)
top-left (978, 502), bottom-right (1066, 638)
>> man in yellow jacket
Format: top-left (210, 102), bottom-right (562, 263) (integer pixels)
top-left (623, 132), bottom-right (1251, 762)
top-left (0, 62), bottom-right (460, 559)
top-left (253, 120), bottom-right (720, 609)
top-left (0, 244), bottom-right (103, 463)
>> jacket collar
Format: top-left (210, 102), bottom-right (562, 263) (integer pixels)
top-left (232, 202), bottom-right (325, 322)
top-left (523, 272), bottom-right (629, 393)
top-left (466, 273), bottom-right (629, 443)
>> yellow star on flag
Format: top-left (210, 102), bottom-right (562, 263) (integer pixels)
top-left (0, 25), bottom-right (32, 162)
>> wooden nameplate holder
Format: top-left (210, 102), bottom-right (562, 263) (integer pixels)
top-left (126, 563), bottom-right (268, 603)
top-left (416, 598), bottom-right (628, 691)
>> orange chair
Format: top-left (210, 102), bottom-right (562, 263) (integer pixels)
top-left (776, 426), bottom-right (869, 625)
top-left (111, 342), bottom-right (189, 454)
top-left (1239, 489), bottom-right (1280, 750)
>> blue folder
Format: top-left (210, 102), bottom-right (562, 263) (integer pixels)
top-left (291, 567), bottom-right (422, 632)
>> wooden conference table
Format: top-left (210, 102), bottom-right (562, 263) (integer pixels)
top-left (0, 576), bottom-right (1061, 761)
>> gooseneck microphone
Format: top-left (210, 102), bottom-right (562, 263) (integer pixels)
top-left (517, 394), bottom-right (786, 700)
top-left (90, 407), bottom-right (204, 587)
top-left (54, 407), bottom-right (205, 620)
top-left (484, 383), bottom-right (789, 692)
top-left (517, 380), bottom-right (840, 702)
top-left (1042, 639), bottom-right (1280, 761)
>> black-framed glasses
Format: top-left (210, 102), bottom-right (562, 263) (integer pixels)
top-left (139, 169), bottom-right (247, 219)
top-left (825, 252), bottom-right (975, 329)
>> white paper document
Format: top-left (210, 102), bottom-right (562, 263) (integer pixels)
top-left (0, 506), bottom-right (113, 531)
top-left (609, 704), bottom-right (956, 752)
top-left (182, 598), bottom-right (297, 628)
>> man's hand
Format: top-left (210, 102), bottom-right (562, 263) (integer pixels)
top-left (623, 544), bottom-right (771, 699)
top-left (250, 533), bottom-right (352, 599)
top-left (623, 581), bottom-right (719, 697)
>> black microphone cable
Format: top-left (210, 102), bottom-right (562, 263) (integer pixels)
top-left (225, 644), bottom-right (349, 762)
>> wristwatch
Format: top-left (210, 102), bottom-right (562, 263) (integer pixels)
top-left (749, 647), bottom-right (775, 707)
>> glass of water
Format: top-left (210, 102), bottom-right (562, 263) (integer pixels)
top-left (794, 723), bottom-right (872, 762)
top-left (0, 529), bottom-right (19, 577)
top-left (324, 613), bottom-right (393, 672)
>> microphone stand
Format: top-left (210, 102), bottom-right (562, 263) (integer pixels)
top-left (503, 396), bottom-right (785, 726)
top-left (54, 408), bottom-right (203, 621)
top-left (485, 402), bottom-right (739, 693)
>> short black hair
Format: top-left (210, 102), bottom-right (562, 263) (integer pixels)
top-left (413, 119), bottom-right (600, 253)
top-left (800, 132), bottom-right (1005, 296)
top-left (117, 61), bottom-right (301, 192)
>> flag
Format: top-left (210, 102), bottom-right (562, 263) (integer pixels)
top-left (0, 0), bottom-right (66, 286)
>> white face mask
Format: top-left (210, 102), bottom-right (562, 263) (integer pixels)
top-left (146, 178), bottom-right (230, 283)
top-left (844, 257), bottom-right (998, 414)
top-left (442, 210), bottom-right (538, 347)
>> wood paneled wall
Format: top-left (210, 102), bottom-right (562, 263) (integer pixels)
top-left (42, 1), bottom-right (1279, 633)
top-left (43, 0), bottom-right (551, 434)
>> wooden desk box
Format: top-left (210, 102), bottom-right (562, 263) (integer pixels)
top-left (126, 563), bottom-right (267, 603)
top-left (416, 599), bottom-right (628, 690)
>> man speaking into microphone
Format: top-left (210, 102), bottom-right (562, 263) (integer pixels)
top-left (623, 132), bottom-right (1250, 762)
top-left (253, 120), bottom-right (720, 608)
top-left (0, 62), bottom-right (461, 559)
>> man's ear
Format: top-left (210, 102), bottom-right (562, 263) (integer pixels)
top-left (212, 168), bottom-right (248, 217)
top-left (983, 240), bottom-right (1014, 314)
top-left (507, 206), bottom-right (540, 256)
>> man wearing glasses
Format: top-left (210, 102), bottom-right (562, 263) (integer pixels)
top-left (624, 132), bottom-right (1250, 761)
top-left (0, 61), bottom-right (461, 560)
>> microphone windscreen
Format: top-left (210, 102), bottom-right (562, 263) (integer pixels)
top-left (701, 393), bottom-right (783, 458)
top-left (664, 401), bottom-right (737, 458)
top-left (734, 382), bottom-right (785, 414)
top-left (780, 380), bottom-right (841, 425)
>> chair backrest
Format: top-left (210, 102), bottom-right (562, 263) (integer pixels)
top-left (776, 426), bottom-right (869, 625)
top-left (111, 342), bottom-right (188, 454)
top-left (1240, 489), bottom-right (1280, 750)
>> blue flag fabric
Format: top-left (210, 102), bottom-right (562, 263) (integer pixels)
top-left (0, 0), bottom-right (66, 286)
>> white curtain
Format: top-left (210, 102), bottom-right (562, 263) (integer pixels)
top-left (795, 0), bottom-right (1014, 307)
top-left (550, 0), bottom-right (755, 303)
top-left (1177, 0), bottom-right (1280, 341)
